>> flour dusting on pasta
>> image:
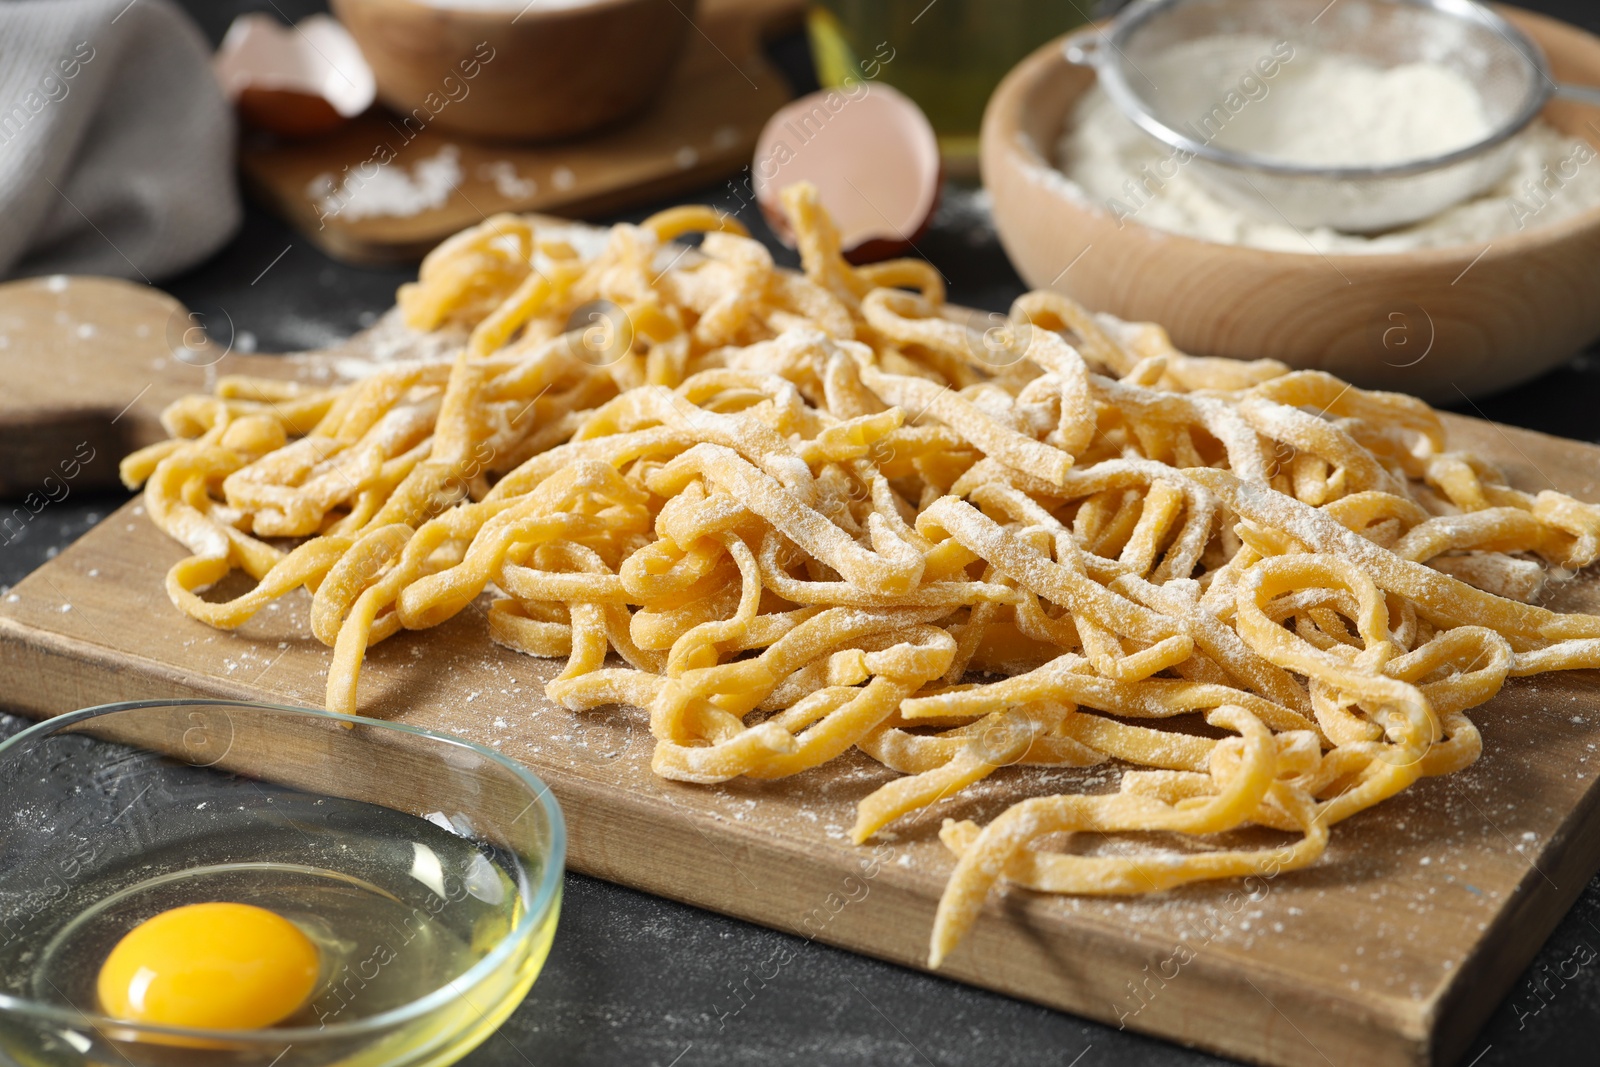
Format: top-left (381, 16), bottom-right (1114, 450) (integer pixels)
top-left (123, 185), bottom-right (1600, 966)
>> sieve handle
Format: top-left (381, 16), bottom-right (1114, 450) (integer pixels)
top-left (1554, 82), bottom-right (1600, 108)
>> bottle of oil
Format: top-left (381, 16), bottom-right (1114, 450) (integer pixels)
top-left (807, 0), bottom-right (1095, 175)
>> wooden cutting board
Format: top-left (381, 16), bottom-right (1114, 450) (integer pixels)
top-left (5, 278), bottom-right (1600, 1067)
top-left (239, 0), bottom-right (803, 265)
top-left (0, 276), bottom-right (415, 497)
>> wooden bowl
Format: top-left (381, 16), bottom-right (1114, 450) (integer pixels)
top-left (980, 6), bottom-right (1600, 400)
top-left (330, 0), bottom-right (695, 142)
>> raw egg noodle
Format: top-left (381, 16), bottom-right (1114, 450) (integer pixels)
top-left (122, 184), bottom-right (1600, 967)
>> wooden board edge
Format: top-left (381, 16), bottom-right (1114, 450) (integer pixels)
top-left (1436, 410), bottom-right (1600, 459)
top-left (1428, 768), bottom-right (1600, 1066)
top-left (0, 415), bottom-right (136, 498)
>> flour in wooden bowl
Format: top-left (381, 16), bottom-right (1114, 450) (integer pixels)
top-left (1055, 36), bottom-right (1600, 253)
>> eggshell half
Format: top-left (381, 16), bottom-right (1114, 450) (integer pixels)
top-left (753, 83), bottom-right (942, 263)
top-left (214, 14), bottom-right (376, 137)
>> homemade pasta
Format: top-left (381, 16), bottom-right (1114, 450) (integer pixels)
top-left (122, 184), bottom-right (1600, 967)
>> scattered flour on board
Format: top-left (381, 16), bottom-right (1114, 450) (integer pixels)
top-left (308, 145), bottom-right (464, 222)
top-left (479, 160), bottom-right (537, 199)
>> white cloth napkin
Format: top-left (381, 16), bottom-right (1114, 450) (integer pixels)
top-left (0, 0), bottom-right (239, 281)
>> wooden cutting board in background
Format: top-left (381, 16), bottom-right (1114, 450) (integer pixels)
top-left (6, 277), bottom-right (1600, 1067)
top-left (239, 0), bottom-right (804, 265)
top-left (0, 275), bottom-right (435, 496)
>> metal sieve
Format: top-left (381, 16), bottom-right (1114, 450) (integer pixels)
top-left (1063, 0), bottom-right (1600, 233)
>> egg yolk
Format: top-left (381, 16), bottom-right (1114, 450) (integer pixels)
top-left (97, 902), bottom-right (320, 1031)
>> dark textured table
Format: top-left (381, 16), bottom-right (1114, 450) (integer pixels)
top-left (5, 1), bottom-right (1600, 1063)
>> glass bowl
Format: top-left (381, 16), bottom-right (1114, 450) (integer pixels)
top-left (0, 699), bottom-right (565, 1067)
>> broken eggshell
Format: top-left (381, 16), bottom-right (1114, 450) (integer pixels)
top-left (753, 82), bottom-right (941, 264)
top-left (214, 13), bottom-right (376, 138)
